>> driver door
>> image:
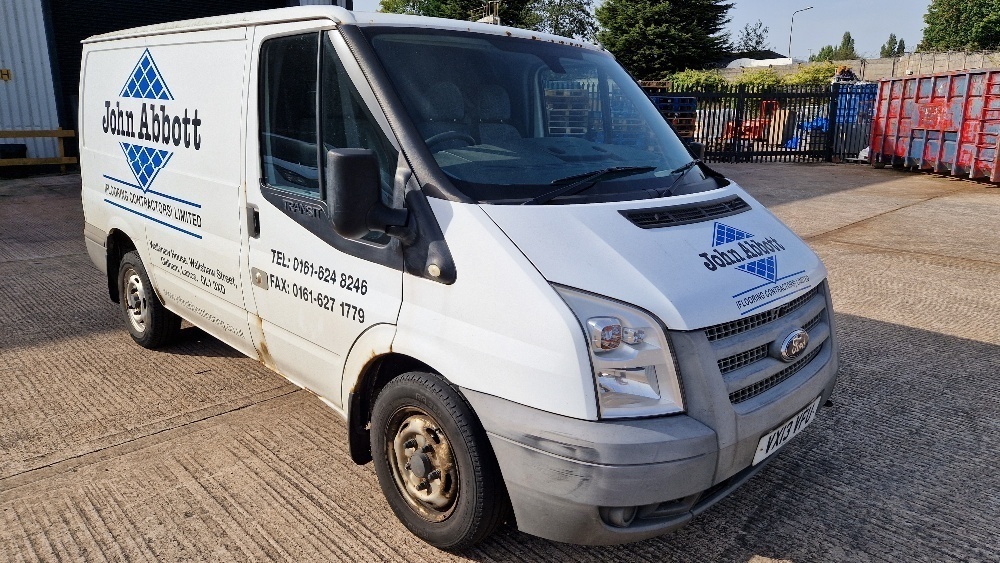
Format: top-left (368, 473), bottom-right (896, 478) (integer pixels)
top-left (243, 25), bottom-right (404, 408)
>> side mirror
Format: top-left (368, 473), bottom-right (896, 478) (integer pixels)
top-left (686, 141), bottom-right (705, 161)
top-left (325, 148), bottom-right (408, 240)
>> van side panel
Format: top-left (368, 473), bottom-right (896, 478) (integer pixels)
top-left (80, 29), bottom-right (255, 354)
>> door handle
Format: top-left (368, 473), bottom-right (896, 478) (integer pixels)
top-left (247, 204), bottom-right (260, 238)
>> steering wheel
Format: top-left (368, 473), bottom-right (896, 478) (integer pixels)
top-left (424, 131), bottom-right (476, 151)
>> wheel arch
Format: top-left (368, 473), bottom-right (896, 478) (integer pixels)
top-left (346, 351), bottom-right (434, 465)
top-left (105, 228), bottom-right (138, 303)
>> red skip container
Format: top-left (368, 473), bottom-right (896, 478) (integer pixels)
top-left (870, 68), bottom-right (1000, 182)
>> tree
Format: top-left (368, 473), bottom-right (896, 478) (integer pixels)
top-left (809, 31), bottom-right (859, 61)
top-left (379, 0), bottom-right (439, 15)
top-left (920, 0), bottom-right (1000, 50)
top-left (596, 0), bottom-right (734, 80)
top-left (379, 0), bottom-right (536, 29)
top-left (879, 33), bottom-right (907, 58)
top-left (524, 0), bottom-right (598, 40)
top-left (735, 19), bottom-right (769, 53)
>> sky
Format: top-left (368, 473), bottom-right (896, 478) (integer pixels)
top-left (350, 0), bottom-right (928, 61)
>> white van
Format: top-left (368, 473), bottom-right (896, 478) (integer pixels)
top-left (80, 6), bottom-right (839, 549)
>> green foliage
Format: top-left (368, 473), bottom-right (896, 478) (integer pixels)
top-left (731, 67), bottom-right (781, 88)
top-left (379, 0), bottom-right (536, 29)
top-left (782, 62), bottom-right (838, 85)
top-left (735, 19), bottom-right (769, 53)
top-left (524, 0), bottom-right (598, 40)
top-left (668, 68), bottom-right (729, 89)
top-left (810, 45), bottom-right (835, 62)
top-left (378, 0), bottom-right (429, 14)
top-left (920, 0), bottom-right (1000, 50)
top-left (970, 10), bottom-right (1000, 49)
top-left (596, 0), bottom-right (734, 80)
top-left (809, 32), bottom-right (859, 61)
top-left (880, 33), bottom-right (907, 58)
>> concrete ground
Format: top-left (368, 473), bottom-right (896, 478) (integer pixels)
top-left (0, 164), bottom-right (997, 562)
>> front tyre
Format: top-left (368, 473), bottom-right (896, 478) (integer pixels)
top-left (118, 250), bottom-right (181, 349)
top-left (371, 372), bottom-right (508, 550)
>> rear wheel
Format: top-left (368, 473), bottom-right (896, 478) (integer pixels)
top-left (371, 371), bottom-right (508, 550)
top-left (118, 250), bottom-right (181, 348)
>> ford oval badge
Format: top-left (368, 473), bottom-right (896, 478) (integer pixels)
top-left (779, 329), bottom-right (809, 362)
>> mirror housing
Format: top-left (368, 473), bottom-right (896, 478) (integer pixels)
top-left (686, 141), bottom-right (705, 161)
top-left (325, 148), bottom-right (408, 240)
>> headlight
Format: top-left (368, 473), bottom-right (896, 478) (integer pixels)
top-left (554, 285), bottom-right (684, 418)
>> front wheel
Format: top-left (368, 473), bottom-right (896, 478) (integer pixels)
top-left (370, 372), bottom-right (508, 550)
top-left (118, 250), bottom-right (181, 348)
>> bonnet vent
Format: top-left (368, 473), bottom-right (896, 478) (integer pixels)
top-left (621, 195), bottom-right (750, 229)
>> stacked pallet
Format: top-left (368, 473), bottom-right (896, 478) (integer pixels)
top-left (651, 96), bottom-right (697, 140)
top-left (545, 87), bottom-right (590, 136)
top-left (604, 90), bottom-right (650, 148)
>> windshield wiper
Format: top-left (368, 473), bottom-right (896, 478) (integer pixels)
top-left (661, 160), bottom-right (702, 197)
top-left (524, 166), bottom-right (657, 205)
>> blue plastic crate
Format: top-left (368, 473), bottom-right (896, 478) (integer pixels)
top-left (651, 95), bottom-right (697, 113)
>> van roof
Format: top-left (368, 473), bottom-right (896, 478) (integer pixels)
top-left (82, 6), bottom-right (601, 51)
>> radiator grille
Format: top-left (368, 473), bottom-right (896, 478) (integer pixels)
top-left (621, 196), bottom-right (750, 229)
top-left (705, 285), bottom-right (822, 342)
top-left (802, 311), bottom-right (823, 333)
top-left (718, 344), bottom-right (769, 375)
top-left (729, 345), bottom-right (823, 404)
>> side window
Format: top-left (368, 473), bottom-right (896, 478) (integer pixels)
top-left (259, 33), bottom-right (320, 196)
top-left (320, 35), bottom-right (398, 207)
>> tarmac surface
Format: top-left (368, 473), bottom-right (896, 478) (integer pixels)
top-left (0, 164), bottom-right (997, 562)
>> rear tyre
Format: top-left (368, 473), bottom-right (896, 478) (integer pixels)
top-left (371, 371), bottom-right (508, 550)
top-left (118, 250), bottom-right (181, 349)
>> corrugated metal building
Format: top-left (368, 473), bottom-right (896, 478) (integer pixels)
top-left (0, 0), bottom-right (61, 159)
top-left (0, 0), bottom-right (350, 161)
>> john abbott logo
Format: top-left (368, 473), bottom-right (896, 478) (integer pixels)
top-left (698, 222), bottom-right (786, 281)
top-left (101, 49), bottom-right (204, 191)
top-left (701, 222), bottom-right (812, 314)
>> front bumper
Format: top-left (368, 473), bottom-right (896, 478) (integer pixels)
top-left (461, 338), bottom-right (838, 545)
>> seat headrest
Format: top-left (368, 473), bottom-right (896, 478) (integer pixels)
top-left (416, 82), bottom-right (464, 122)
top-left (478, 85), bottom-right (511, 122)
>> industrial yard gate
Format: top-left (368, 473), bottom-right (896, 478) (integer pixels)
top-left (642, 83), bottom-right (878, 164)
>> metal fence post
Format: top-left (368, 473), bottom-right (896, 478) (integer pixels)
top-left (825, 83), bottom-right (841, 162)
top-left (733, 84), bottom-right (747, 163)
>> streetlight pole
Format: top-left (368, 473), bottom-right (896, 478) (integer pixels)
top-left (789, 6), bottom-right (814, 60)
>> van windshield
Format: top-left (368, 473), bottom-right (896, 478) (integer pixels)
top-left (361, 27), bottom-right (718, 204)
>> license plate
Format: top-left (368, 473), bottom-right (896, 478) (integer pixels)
top-left (752, 397), bottom-right (821, 465)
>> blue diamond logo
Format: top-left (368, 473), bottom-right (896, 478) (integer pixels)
top-left (737, 256), bottom-right (778, 283)
top-left (712, 222), bottom-right (754, 247)
top-left (121, 142), bottom-right (173, 191)
top-left (120, 49), bottom-right (173, 100)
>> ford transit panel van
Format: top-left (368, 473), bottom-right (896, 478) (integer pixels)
top-left (80, 6), bottom-right (839, 549)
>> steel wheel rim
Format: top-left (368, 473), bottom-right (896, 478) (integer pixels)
top-left (386, 407), bottom-right (459, 522)
top-left (123, 268), bottom-right (149, 334)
